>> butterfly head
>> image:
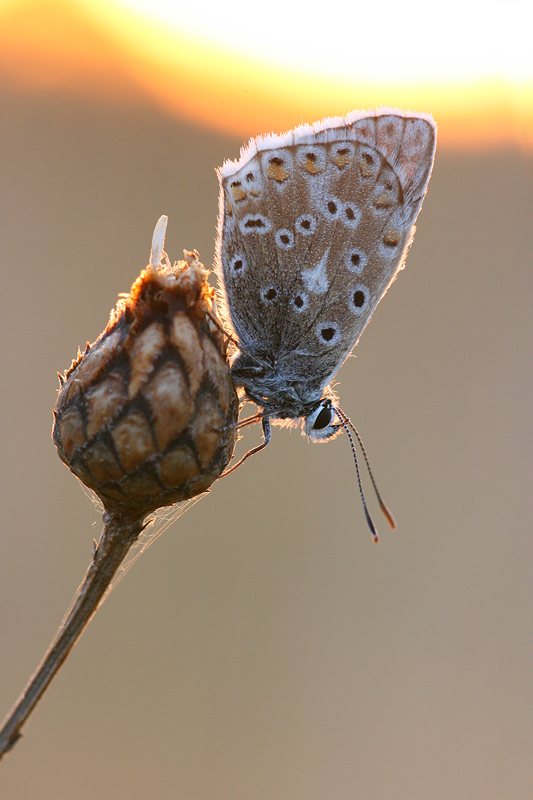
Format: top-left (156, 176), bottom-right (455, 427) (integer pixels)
top-left (230, 350), bottom-right (341, 437)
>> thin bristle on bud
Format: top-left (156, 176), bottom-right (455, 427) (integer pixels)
top-left (148, 215), bottom-right (168, 271)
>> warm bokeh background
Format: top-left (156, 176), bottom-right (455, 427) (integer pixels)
top-left (1, 1), bottom-right (532, 798)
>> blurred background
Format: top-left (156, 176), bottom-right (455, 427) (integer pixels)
top-left (0, 0), bottom-right (531, 797)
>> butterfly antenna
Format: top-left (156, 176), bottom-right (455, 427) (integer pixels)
top-left (336, 407), bottom-right (396, 531)
top-left (335, 414), bottom-right (379, 542)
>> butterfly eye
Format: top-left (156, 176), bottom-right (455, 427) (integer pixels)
top-left (312, 405), bottom-right (334, 430)
top-left (303, 401), bottom-right (341, 441)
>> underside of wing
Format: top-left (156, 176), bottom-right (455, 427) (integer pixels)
top-left (215, 108), bottom-right (436, 389)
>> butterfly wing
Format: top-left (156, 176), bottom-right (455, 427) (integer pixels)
top-left (216, 109), bottom-right (436, 390)
top-left (216, 133), bottom-right (306, 359)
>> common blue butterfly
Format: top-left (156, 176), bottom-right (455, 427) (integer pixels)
top-left (215, 108), bottom-right (436, 537)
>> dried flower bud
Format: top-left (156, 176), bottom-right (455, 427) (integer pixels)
top-left (53, 218), bottom-right (238, 519)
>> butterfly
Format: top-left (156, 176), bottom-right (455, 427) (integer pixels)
top-left (215, 108), bottom-right (436, 538)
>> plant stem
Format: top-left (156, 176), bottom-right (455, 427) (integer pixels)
top-left (0, 511), bottom-right (145, 761)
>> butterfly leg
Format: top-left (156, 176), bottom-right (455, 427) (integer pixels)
top-left (235, 411), bottom-right (266, 430)
top-left (220, 416), bottom-right (271, 478)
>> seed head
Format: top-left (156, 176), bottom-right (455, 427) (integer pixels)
top-left (53, 217), bottom-right (238, 519)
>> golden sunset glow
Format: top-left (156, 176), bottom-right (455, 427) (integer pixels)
top-left (1, 0), bottom-right (532, 148)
